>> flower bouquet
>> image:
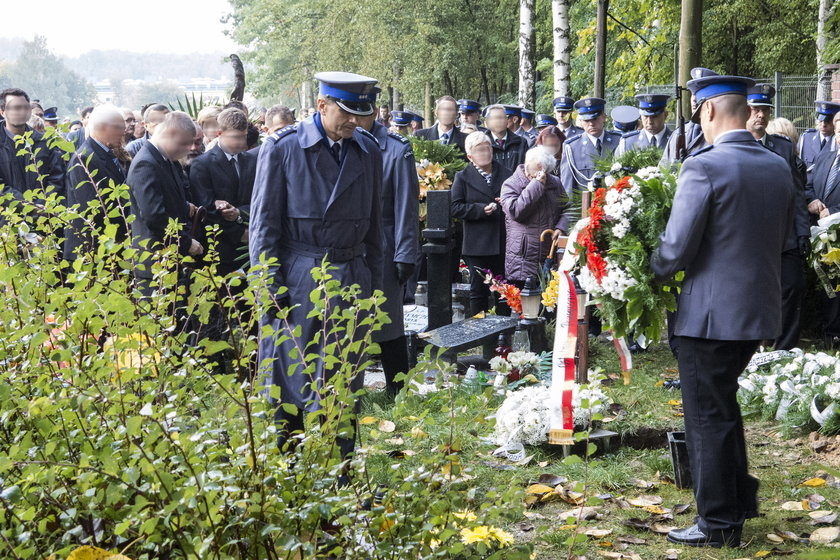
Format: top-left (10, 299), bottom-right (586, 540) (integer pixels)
top-left (481, 269), bottom-right (523, 316)
top-left (488, 350), bottom-right (551, 384)
top-left (493, 377), bottom-right (611, 446)
top-left (409, 137), bottom-right (467, 221)
top-left (809, 212), bottom-right (840, 297)
top-left (573, 164), bottom-right (681, 341)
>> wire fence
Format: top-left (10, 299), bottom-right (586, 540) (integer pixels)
top-left (614, 73), bottom-right (820, 135)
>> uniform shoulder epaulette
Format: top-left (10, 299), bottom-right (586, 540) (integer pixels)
top-left (804, 128), bottom-right (817, 134)
top-left (387, 131), bottom-right (410, 145)
top-left (622, 130), bottom-right (641, 139)
top-left (268, 124), bottom-right (298, 143)
top-left (356, 127), bottom-right (378, 144)
top-left (564, 134), bottom-right (583, 145)
top-left (687, 144), bottom-right (714, 158)
top-left (770, 133), bottom-right (792, 144)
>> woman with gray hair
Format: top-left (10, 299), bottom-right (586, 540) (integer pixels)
top-left (451, 130), bottom-right (514, 315)
top-left (500, 145), bottom-right (570, 285)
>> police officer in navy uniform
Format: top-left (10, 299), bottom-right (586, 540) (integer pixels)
top-left (483, 104), bottom-right (528, 171)
top-left (389, 110), bottom-right (414, 136)
top-left (359, 102), bottom-right (420, 396)
top-left (410, 113), bottom-right (424, 134)
top-left (611, 105), bottom-right (640, 135)
top-left (653, 74), bottom-right (793, 548)
top-left (534, 113), bottom-right (558, 131)
top-left (516, 108), bottom-right (538, 147)
top-left (661, 68), bottom-right (719, 166)
top-left (616, 94), bottom-right (673, 157)
top-left (458, 99), bottom-right (483, 132)
top-left (560, 97), bottom-right (621, 195)
top-left (798, 101), bottom-right (840, 177)
top-left (746, 83), bottom-right (809, 350)
top-left (553, 96), bottom-right (583, 139)
top-left (249, 71), bottom-right (384, 461)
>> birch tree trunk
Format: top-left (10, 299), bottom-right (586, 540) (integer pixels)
top-left (518, 0), bottom-right (535, 107)
top-left (552, 0), bottom-right (571, 97)
top-left (817, 0), bottom-right (835, 101)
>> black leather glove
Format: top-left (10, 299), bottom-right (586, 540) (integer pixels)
top-left (799, 236), bottom-right (811, 259)
top-left (396, 262), bottom-right (415, 285)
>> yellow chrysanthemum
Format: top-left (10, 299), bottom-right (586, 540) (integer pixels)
top-left (490, 527), bottom-right (514, 547)
top-left (453, 510), bottom-right (477, 523)
top-left (542, 269), bottom-right (561, 309)
top-left (460, 525), bottom-right (492, 545)
top-left (823, 247), bottom-right (840, 266)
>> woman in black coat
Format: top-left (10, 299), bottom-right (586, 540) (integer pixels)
top-left (451, 131), bottom-right (513, 316)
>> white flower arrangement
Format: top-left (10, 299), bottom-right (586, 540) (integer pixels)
top-left (577, 261), bottom-right (637, 301)
top-left (493, 378), bottom-right (611, 446)
top-left (489, 351), bottom-right (540, 376)
top-left (739, 349), bottom-right (840, 431)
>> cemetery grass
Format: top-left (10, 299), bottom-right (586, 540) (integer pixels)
top-left (359, 341), bottom-right (840, 559)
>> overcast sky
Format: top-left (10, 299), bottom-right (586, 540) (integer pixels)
top-left (3, 0), bottom-right (238, 57)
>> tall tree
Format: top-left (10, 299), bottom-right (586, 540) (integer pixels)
top-left (519, 0), bottom-right (536, 107)
top-left (552, 0), bottom-right (572, 97)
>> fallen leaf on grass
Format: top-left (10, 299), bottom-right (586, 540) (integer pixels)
top-left (384, 437), bottom-right (404, 445)
top-left (755, 548), bottom-right (796, 557)
top-left (627, 495), bottom-right (664, 507)
top-left (564, 506), bottom-right (603, 521)
top-left (526, 483), bottom-right (554, 495)
top-left (641, 505), bottom-right (670, 515)
top-left (810, 526), bottom-right (840, 544)
top-left (629, 478), bottom-right (655, 489)
top-left (617, 536), bottom-right (647, 545)
top-left (663, 549), bottom-right (680, 560)
top-left (410, 426), bottom-right (427, 439)
top-left (621, 518), bottom-right (674, 534)
top-left (766, 533), bottom-right (784, 544)
top-left (481, 460), bottom-right (516, 471)
top-left (597, 552), bottom-right (642, 560)
top-left (673, 504), bottom-right (691, 515)
top-left (359, 416), bottom-right (377, 425)
top-left (799, 477), bottom-right (827, 488)
top-left (377, 419), bottom-right (396, 432)
top-left (539, 473), bottom-right (568, 486)
top-left (584, 528), bottom-right (613, 538)
top-left (809, 510), bottom-right (838, 524)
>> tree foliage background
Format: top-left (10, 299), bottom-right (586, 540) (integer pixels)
top-left (227, 0), bottom-right (824, 113)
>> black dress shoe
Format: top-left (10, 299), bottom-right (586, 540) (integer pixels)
top-left (666, 524), bottom-right (741, 548)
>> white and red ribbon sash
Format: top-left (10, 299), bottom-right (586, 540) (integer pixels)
top-left (548, 270), bottom-right (578, 444)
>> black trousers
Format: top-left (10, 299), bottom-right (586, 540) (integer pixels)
top-left (379, 335), bottom-right (408, 395)
top-left (462, 254), bottom-right (510, 317)
top-left (775, 251), bottom-right (804, 350)
top-left (275, 403), bottom-right (357, 460)
top-left (676, 336), bottom-right (760, 533)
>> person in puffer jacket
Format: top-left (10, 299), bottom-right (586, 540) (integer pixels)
top-left (500, 145), bottom-right (570, 286)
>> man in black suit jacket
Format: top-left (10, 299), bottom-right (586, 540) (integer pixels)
top-left (189, 108), bottom-right (255, 275)
top-left (483, 104), bottom-right (528, 172)
top-left (127, 111), bottom-right (203, 296)
top-left (64, 105), bottom-right (131, 261)
top-left (413, 95), bottom-right (467, 157)
top-left (805, 111), bottom-right (840, 337)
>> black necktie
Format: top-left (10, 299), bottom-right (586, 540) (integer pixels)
top-left (229, 155), bottom-right (240, 178)
top-left (331, 142), bottom-right (341, 164)
top-left (822, 136), bottom-right (828, 151)
top-left (440, 133), bottom-right (450, 145)
top-left (595, 138), bottom-right (602, 155)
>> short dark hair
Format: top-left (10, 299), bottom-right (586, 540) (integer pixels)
top-left (224, 100), bottom-right (248, 114)
top-left (143, 104), bottom-right (170, 121)
top-left (246, 123), bottom-right (260, 149)
top-left (81, 106), bottom-right (94, 118)
top-left (217, 107), bottom-right (249, 132)
top-left (0, 88), bottom-right (30, 110)
top-left (265, 104), bottom-right (295, 127)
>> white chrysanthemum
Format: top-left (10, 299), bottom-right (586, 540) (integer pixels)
top-left (635, 166), bottom-right (662, 181)
top-left (826, 382), bottom-right (840, 400)
top-left (489, 356), bottom-right (510, 373)
top-left (577, 266), bottom-right (605, 297)
top-left (598, 263), bottom-right (638, 301)
top-left (604, 175), bottom-right (616, 187)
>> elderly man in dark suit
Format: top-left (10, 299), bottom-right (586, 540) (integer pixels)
top-left (64, 105), bottom-right (130, 261)
top-left (652, 74), bottom-right (793, 548)
top-left (128, 111), bottom-right (203, 297)
top-left (806, 111), bottom-right (840, 338)
top-left (189, 108), bottom-right (255, 275)
top-left (414, 95), bottom-right (467, 155)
